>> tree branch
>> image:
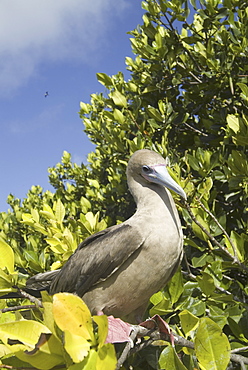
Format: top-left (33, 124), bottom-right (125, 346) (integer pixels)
top-left (18, 289), bottom-right (43, 307)
top-left (0, 288), bottom-right (43, 313)
top-left (183, 122), bottom-right (208, 136)
top-left (196, 197), bottom-right (238, 261)
top-left (184, 200), bottom-right (248, 273)
top-left (117, 325), bottom-right (248, 369)
top-left (0, 304), bottom-right (39, 314)
top-left (0, 365), bottom-right (65, 370)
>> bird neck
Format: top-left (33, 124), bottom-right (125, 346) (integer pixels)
top-left (129, 178), bottom-right (174, 215)
top-left (128, 180), bottom-right (182, 237)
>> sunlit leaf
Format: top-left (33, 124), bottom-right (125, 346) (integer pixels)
top-left (53, 293), bottom-right (95, 343)
top-left (227, 114), bottom-right (239, 133)
top-left (55, 199), bottom-right (65, 224)
top-left (111, 90), bottom-right (127, 108)
top-left (96, 73), bottom-right (113, 87)
top-left (96, 343), bottom-right (117, 370)
top-left (195, 318), bottom-right (230, 370)
top-left (64, 330), bottom-right (91, 362)
top-left (93, 315), bottom-right (108, 347)
top-left (159, 345), bottom-right (188, 370)
top-left (179, 310), bottom-right (199, 337)
top-left (0, 239), bottom-right (14, 274)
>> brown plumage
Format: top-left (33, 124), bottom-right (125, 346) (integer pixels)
top-left (27, 149), bottom-right (186, 323)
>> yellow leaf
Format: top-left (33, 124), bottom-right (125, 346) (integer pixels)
top-left (68, 349), bottom-right (98, 370)
top-left (0, 320), bottom-right (51, 351)
top-left (0, 318), bottom-right (64, 369)
top-left (31, 208), bottom-right (40, 223)
top-left (55, 199), bottom-right (65, 224)
top-left (0, 269), bottom-right (14, 291)
top-left (53, 293), bottom-right (95, 343)
top-left (0, 343), bottom-right (11, 357)
top-left (17, 334), bottom-right (63, 370)
top-left (96, 343), bottom-right (117, 370)
top-left (93, 315), bottom-right (108, 347)
top-left (0, 240), bottom-right (14, 274)
top-left (64, 330), bottom-right (91, 363)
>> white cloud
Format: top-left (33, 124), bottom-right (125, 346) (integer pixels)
top-left (0, 0), bottom-right (128, 97)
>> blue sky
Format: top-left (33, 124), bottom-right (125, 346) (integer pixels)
top-left (0, 1), bottom-right (145, 212)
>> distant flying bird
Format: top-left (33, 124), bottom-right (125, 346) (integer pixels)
top-left (25, 149), bottom-right (186, 323)
top-left (44, 91), bottom-right (49, 97)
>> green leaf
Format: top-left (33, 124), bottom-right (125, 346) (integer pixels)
top-left (237, 82), bottom-right (248, 102)
top-left (0, 343), bottom-right (11, 357)
top-left (227, 114), bottom-right (239, 133)
top-left (23, 250), bottom-right (42, 271)
top-left (192, 254), bottom-right (213, 268)
top-left (0, 239), bottom-right (14, 274)
top-left (224, 231), bottom-right (246, 262)
top-left (96, 343), bottom-right (117, 370)
top-left (113, 109), bottom-right (125, 124)
top-left (31, 208), bottom-right (40, 223)
top-left (96, 73), bottom-right (113, 87)
top-left (192, 213), bottom-right (210, 242)
top-left (0, 268), bottom-right (14, 291)
top-left (149, 292), bottom-right (171, 316)
top-left (168, 268), bottom-right (184, 305)
top-left (80, 197), bottom-right (91, 213)
top-left (227, 317), bottom-right (248, 343)
top-left (93, 315), bottom-right (108, 347)
top-left (85, 212), bottom-right (98, 230)
top-left (68, 349), bottom-right (98, 370)
top-left (110, 90), bottom-right (127, 108)
top-left (18, 335), bottom-right (63, 370)
top-left (195, 318), bottom-right (230, 370)
top-left (179, 310), bottom-right (199, 337)
top-left (196, 272), bottom-right (216, 296)
top-left (80, 102), bottom-right (90, 114)
top-left (209, 306), bottom-right (228, 329)
top-left (199, 177), bottom-right (213, 196)
top-left (55, 199), bottom-right (65, 224)
top-left (179, 296), bottom-right (206, 316)
top-left (147, 106), bottom-right (163, 121)
top-left (87, 179), bottom-right (100, 189)
top-left (159, 345), bottom-right (188, 370)
top-left (21, 213), bottom-right (35, 225)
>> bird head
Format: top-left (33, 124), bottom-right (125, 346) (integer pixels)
top-left (127, 149), bottom-right (186, 200)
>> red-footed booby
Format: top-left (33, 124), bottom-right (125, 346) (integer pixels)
top-left (26, 149), bottom-right (186, 323)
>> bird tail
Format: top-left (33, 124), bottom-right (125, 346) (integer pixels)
top-left (26, 270), bottom-right (60, 290)
top-left (0, 270), bottom-right (60, 299)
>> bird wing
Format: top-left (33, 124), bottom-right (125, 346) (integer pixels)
top-left (49, 221), bottom-right (145, 296)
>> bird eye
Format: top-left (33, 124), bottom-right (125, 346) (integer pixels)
top-left (142, 165), bottom-right (151, 173)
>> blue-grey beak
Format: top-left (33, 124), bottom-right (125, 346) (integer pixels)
top-left (142, 164), bottom-right (186, 199)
